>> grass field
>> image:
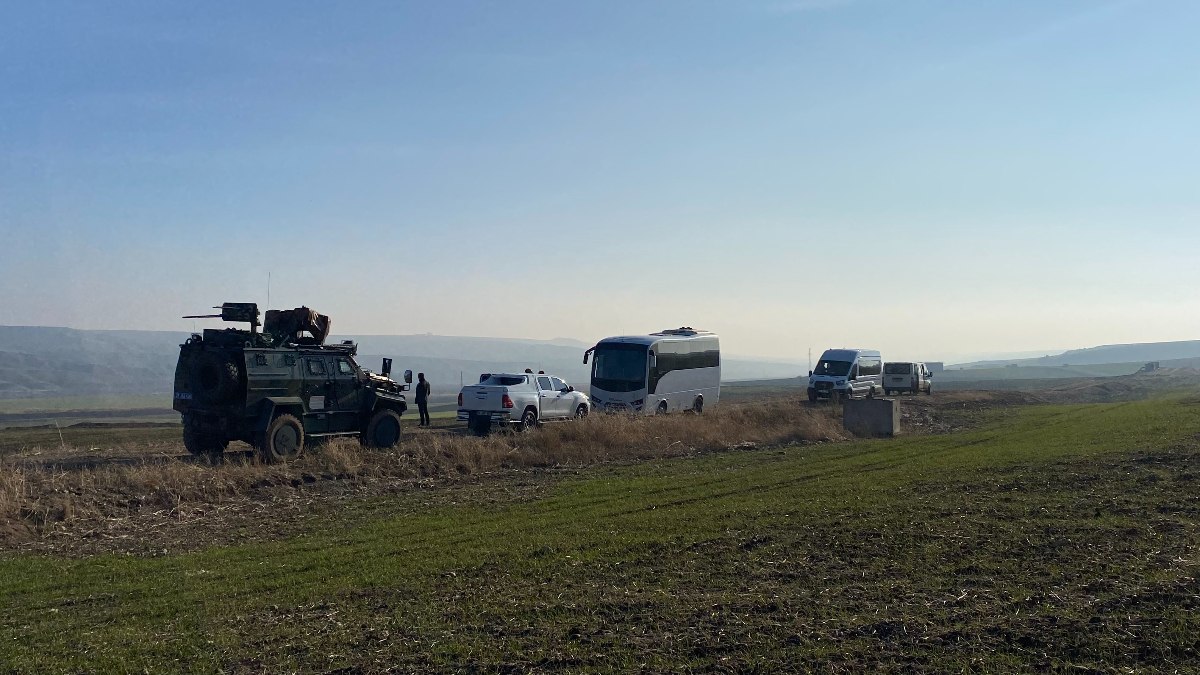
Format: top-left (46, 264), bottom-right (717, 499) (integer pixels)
top-left (2, 395), bottom-right (1198, 671)
top-left (0, 395), bottom-right (172, 414)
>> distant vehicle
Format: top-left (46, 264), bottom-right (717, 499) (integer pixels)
top-left (457, 371), bottom-right (590, 435)
top-left (173, 303), bottom-right (412, 462)
top-left (584, 328), bottom-right (720, 414)
top-left (883, 361), bottom-right (933, 396)
top-left (807, 348), bottom-right (882, 403)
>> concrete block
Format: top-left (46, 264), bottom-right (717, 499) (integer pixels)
top-left (843, 398), bottom-right (899, 437)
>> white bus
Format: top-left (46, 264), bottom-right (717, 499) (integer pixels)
top-left (583, 328), bottom-right (720, 414)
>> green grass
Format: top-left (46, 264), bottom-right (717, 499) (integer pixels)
top-left (0, 424), bottom-right (182, 454)
top-left (0, 410), bottom-right (454, 454)
top-left (0, 395), bottom-right (172, 414)
top-left (2, 397), bottom-right (1199, 671)
top-left (937, 363), bottom-right (1141, 381)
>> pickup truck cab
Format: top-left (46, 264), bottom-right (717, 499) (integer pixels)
top-left (457, 372), bottom-right (591, 434)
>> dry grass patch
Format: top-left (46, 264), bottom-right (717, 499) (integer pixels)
top-left (0, 399), bottom-right (843, 547)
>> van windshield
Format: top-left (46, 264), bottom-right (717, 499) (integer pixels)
top-left (884, 363), bottom-right (913, 374)
top-left (813, 359), bottom-right (851, 377)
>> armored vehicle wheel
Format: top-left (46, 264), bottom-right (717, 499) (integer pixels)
top-left (365, 409), bottom-right (403, 448)
top-left (260, 414), bottom-right (304, 463)
top-left (192, 352), bottom-right (240, 403)
top-left (182, 420), bottom-right (227, 460)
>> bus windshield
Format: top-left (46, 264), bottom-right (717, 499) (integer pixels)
top-left (591, 344), bottom-right (648, 392)
top-left (813, 359), bottom-right (852, 377)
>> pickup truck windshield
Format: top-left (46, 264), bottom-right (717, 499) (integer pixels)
top-left (480, 375), bottom-right (526, 386)
top-left (591, 344), bottom-right (648, 393)
top-left (813, 359), bottom-right (852, 377)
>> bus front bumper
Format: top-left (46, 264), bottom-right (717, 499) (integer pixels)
top-left (591, 398), bottom-right (644, 413)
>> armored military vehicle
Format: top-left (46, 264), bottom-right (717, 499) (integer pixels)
top-left (173, 302), bottom-right (412, 462)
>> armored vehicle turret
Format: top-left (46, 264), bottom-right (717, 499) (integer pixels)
top-left (173, 302), bottom-right (412, 462)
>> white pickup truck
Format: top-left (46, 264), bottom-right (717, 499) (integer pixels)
top-left (457, 372), bottom-right (591, 434)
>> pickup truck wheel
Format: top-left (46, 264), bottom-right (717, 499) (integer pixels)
top-left (365, 409), bottom-right (403, 449)
top-left (260, 414), bottom-right (304, 463)
top-left (656, 401), bottom-right (668, 415)
top-left (574, 404), bottom-right (588, 419)
top-left (519, 408), bottom-right (538, 431)
top-left (692, 397), bottom-right (704, 414)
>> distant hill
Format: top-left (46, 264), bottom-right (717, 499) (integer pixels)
top-left (0, 326), bottom-right (804, 399)
top-left (0, 327), bottom-right (188, 398)
top-left (952, 340), bottom-right (1200, 369)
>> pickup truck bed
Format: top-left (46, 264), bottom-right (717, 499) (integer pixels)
top-left (457, 372), bottom-right (590, 434)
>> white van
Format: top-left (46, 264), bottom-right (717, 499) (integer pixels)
top-left (883, 362), bottom-right (933, 396)
top-left (807, 349), bottom-right (883, 402)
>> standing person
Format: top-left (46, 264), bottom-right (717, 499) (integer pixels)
top-left (416, 372), bottom-right (432, 427)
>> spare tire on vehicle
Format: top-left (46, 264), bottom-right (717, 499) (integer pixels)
top-left (191, 352), bottom-right (241, 403)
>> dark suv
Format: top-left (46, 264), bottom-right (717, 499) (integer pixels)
top-left (173, 303), bottom-right (412, 462)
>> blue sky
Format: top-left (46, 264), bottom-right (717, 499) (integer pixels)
top-left (1, 0), bottom-right (1198, 361)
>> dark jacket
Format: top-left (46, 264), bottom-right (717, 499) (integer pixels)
top-left (416, 380), bottom-right (431, 403)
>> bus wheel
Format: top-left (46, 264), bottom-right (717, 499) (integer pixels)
top-left (692, 397), bottom-right (704, 414)
top-left (656, 401), bottom-right (668, 415)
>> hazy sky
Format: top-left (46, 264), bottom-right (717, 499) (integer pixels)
top-left (2, 0), bottom-right (1198, 362)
